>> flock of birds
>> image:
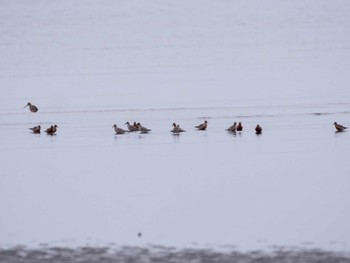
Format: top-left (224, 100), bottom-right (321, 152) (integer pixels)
top-left (25, 102), bottom-right (59, 135)
top-left (25, 102), bottom-right (348, 135)
top-left (112, 120), bottom-right (258, 134)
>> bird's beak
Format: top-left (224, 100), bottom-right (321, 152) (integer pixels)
top-left (24, 105), bottom-right (28, 108)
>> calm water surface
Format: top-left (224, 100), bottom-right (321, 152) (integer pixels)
top-left (1, 0), bottom-right (350, 261)
top-left (1, 104), bottom-right (349, 251)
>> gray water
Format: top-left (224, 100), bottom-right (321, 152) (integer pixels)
top-left (1, 0), bottom-right (350, 261)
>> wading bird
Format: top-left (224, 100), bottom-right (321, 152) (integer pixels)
top-left (195, 120), bottom-right (208, 130)
top-left (171, 123), bottom-right (186, 134)
top-left (45, 124), bottom-right (58, 135)
top-left (125, 121), bottom-right (139, 132)
top-left (334, 122), bottom-right (347, 132)
top-left (255, 124), bottom-right (262, 134)
top-left (113, 124), bottom-right (128, 134)
top-left (226, 122), bottom-right (237, 133)
top-left (24, 102), bottom-right (38, 112)
top-left (29, 125), bottom-right (41, 134)
top-left (137, 123), bottom-right (151, 134)
top-left (236, 122), bottom-right (243, 131)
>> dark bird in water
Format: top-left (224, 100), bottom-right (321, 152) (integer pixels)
top-left (195, 120), bottom-right (208, 130)
top-left (334, 122), bottom-right (347, 132)
top-left (137, 122), bottom-right (151, 134)
top-left (29, 125), bottom-right (41, 134)
top-left (24, 102), bottom-right (38, 112)
top-left (236, 122), bottom-right (243, 131)
top-left (226, 122), bottom-right (237, 133)
top-left (125, 121), bottom-right (139, 132)
top-left (112, 124), bottom-right (128, 134)
top-left (45, 124), bottom-right (58, 135)
top-left (133, 122), bottom-right (140, 131)
top-left (171, 122), bottom-right (186, 134)
top-left (45, 125), bottom-right (53, 134)
top-left (255, 124), bottom-right (262, 134)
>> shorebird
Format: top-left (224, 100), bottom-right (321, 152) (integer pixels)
top-left (133, 122), bottom-right (140, 131)
top-left (226, 122), bottom-right (237, 133)
top-left (125, 121), bottom-right (139, 132)
top-left (29, 125), bottom-right (41, 134)
top-left (45, 125), bottom-right (53, 134)
top-left (236, 122), bottom-right (243, 131)
top-left (24, 102), bottom-right (38, 112)
top-left (52, 124), bottom-right (58, 134)
top-left (45, 124), bottom-right (58, 135)
top-left (171, 122), bottom-right (186, 134)
top-left (255, 124), bottom-right (262, 134)
top-left (137, 122), bottom-right (151, 134)
top-left (334, 122), bottom-right (347, 132)
top-left (195, 120), bottom-right (208, 130)
top-left (113, 124), bottom-right (128, 134)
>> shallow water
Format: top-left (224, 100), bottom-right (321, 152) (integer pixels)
top-left (1, 104), bottom-right (350, 253)
top-left (1, 0), bottom-right (350, 260)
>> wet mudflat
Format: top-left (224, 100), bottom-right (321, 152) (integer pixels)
top-left (1, 245), bottom-right (350, 263)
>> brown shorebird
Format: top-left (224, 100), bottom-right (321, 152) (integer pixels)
top-left (334, 122), bottom-right (347, 132)
top-left (29, 125), bottom-right (41, 134)
top-left (171, 122), bottom-right (186, 134)
top-left (45, 124), bottom-right (58, 135)
top-left (137, 122), bottom-right (151, 134)
top-left (125, 121), bottom-right (139, 132)
top-left (226, 122), bottom-right (237, 133)
top-left (255, 124), bottom-right (262, 134)
top-left (133, 122), bottom-right (140, 131)
top-left (45, 125), bottom-right (53, 134)
top-left (112, 124), bottom-right (128, 134)
top-left (195, 120), bottom-right (208, 130)
top-left (236, 122), bottom-right (243, 131)
top-left (24, 102), bottom-right (38, 112)
top-left (52, 124), bottom-right (58, 134)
